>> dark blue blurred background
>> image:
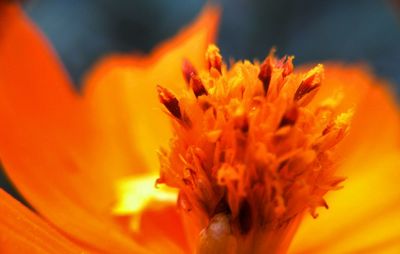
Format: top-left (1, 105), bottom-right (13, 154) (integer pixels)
top-left (22, 0), bottom-right (400, 87)
top-left (1, 0), bottom-right (400, 198)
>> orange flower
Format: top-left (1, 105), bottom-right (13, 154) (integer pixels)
top-left (0, 1), bottom-right (399, 253)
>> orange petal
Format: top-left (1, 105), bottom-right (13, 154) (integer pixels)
top-left (138, 205), bottom-right (189, 254)
top-left (0, 189), bottom-right (91, 254)
top-left (113, 175), bottom-right (190, 253)
top-left (83, 5), bottom-right (220, 172)
top-left (289, 65), bottom-right (400, 253)
top-left (0, 4), bottom-right (148, 253)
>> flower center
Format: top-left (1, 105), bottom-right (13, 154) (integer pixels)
top-left (157, 45), bottom-right (352, 253)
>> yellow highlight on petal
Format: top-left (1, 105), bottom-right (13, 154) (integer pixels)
top-left (113, 174), bottom-right (178, 215)
top-left (335, 109), bottom-right (354, 127)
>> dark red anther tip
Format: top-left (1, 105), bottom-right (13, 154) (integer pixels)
top-left (191, 73), bottom-right (208, 98)
top-left (294, 79), bottom-right (321, 101)
top-left (258, 56), bottom-right (273, 94)
top-left (294, 66), bottom-right (323, 101)
top-left (157, 85), bottom-right (182, 119)
top-left (182, 59), bottom-right (197, 85)
top-left (281, 56), bottom-right (294, 78)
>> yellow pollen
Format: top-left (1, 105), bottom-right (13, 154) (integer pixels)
top-left (156, 45), bottom-right (351, 252)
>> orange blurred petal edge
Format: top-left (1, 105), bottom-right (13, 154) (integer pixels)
top-left (289, 64), bottom-right (400, 253)
top-left (0, 2), bottom-right (218, 253)
top-left (83, 5), bottom-right (220, 174)
top-left (0, 3), bottom-right (150, 253)
top-left (0, 189), bottom-right (90, 254)
top-left (83, 5), bottom-right (220, 252)
top-left (2, 2), bottom-right (399, 253)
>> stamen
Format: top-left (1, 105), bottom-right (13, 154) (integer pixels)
top-left (206, 44), bottom-right (222, 73)
top-left (182, 58), bottom-right (198, 85)
top-left (157, 85), bottom-right (181, 119)
top-left (280, 56), bottom-right (294, 77)
top-left (294, 64), bottom-right (323, 103)
top-left (158, 45), bottom-right (352, 253)
top-left (258, 50), bottom-right (294, 95)
top-left (190, 73), bottom-right (208, 97)
top-left (258, 51), bottom-right (274, 94)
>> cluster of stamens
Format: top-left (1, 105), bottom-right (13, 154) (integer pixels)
top-left (157, 45), bottom-right (351, 250)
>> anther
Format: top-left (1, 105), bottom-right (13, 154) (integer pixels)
top-left (281, 56), bottom-right (294, 77)
top-left (191, 73), bottom-right (208, 98)
top-left (182, 58), bottom-right (197, 85)
top-left (157, 85), bottom-right (182, 119)
top-left (258, 49), bottom-right (276, 94)
top-left (258, 59), bottom-right (273, 94)
top-left (206, 44), bottom-right (222, 73)
top-left (294, 64), bottom-right (324, 102)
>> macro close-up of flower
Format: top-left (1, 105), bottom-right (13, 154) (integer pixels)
top-left (1, 1), bottom-right (400, 253)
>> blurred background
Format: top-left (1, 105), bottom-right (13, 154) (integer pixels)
top-left (1, 0), bottom-right (400, 199)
